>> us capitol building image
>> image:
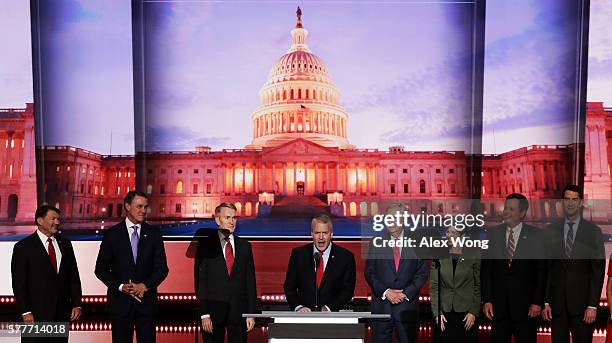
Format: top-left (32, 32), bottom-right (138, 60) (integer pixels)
top-left (1, 10), bottom-right (610, 223)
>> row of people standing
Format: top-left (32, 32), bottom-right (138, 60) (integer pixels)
top-left (11, 191), bottom-right (169, 343)
top-left (430, 184), bottom-right (606, 343)
top-left (9, 184), bottom-right (608, 343)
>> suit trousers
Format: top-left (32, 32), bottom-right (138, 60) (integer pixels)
top-left (491, 315), bottom-right (537, 343)
top-left (437, 311), bottom-right (477, 343)
top-left (111, 303), bottom-right (156, 343)
top-left (551, 306), bottom-right (594, 343)
top-left (371, 311), bottom-right (418, 343)
top-left (202, 321), bottom-right (247, 343)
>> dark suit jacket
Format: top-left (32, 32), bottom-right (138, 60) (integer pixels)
top-left (284, 243), bottom-right (356, 311)
top-left (364, 234), bottom-right (429, 319)
top-left (11, 232), bottom-right (82, 321)
top-left (196, 231), bottom-right (258, 325)
top-left (544, 218), bottom-right (605, 316)
top-left (94, 220), bottom-right (169, 317)
top-left (481, 223), bottom-right (546, 320)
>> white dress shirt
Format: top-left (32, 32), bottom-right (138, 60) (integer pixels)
top-left (36, 229), bottom-right (62, 272)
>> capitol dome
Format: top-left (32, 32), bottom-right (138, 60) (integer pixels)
top-left (248, 7), bottom-right (352, 149)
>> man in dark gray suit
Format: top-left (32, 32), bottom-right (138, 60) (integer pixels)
top-left (542, 184), bottom-right (605, 343)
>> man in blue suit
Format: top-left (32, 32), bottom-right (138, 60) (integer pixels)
top-left (365, 203), bottom-right (429, 343)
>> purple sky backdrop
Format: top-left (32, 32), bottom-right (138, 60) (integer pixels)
top-left (0, 2), bottom-right (33, 107)
top-left (1, 0), bottom-right (611, 155)
top-left (141, 1), bottom-right (475, 152)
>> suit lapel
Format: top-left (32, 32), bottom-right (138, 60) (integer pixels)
top-left (495, 226), bottom-right (507, 260)
top-left (56, 236), bottom-right (68, 275)
top-left (229, 235), bottom-right (242, 278)
top-left (135, 224), bottom-right (150, 267)
top-left (119, 221), bottom-right (136, 267)
top-left (570, 220), bottom-right (589, 258)
top-left (513, 225), bottom-right (530, 258)
top-left (440, 258), bottom-right (452, 287)
top-left (31, 233), bottom-right (57, 275)
top-left (383, 234), bottom-right (400, 275)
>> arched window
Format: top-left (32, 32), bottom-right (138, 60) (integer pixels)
top-left (359, 202), bottom-right (368, 216)
top-left (419, 180), bottom-right (426, 194)
top-left (176, 180), bottom-right (184, 194)
top-left (146, 184), bottom-right (153, 194)
top-left (371, 202), bottom-right (379, 216)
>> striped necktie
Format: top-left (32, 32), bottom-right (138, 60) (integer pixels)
top-left (507, 228), bottom-right (516, 267)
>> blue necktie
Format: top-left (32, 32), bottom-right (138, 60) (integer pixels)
top-left (131, 225), bottom-right (139, 263)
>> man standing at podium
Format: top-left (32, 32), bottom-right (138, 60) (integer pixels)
top-left (364, 203), bottom-right (429, 343)
top-left (284, 214), bottom-right (356, 312)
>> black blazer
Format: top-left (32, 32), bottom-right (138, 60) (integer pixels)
top-left (364, 234), bottom-right (429, 319)
top-left (481, 223), bottom-right (547, 320)
top-left (196, 231), bottom-right (258, 325)
top-left (544, 218), bottom-right (605, 316)
top-left (94, 220), bottom-right (168, 316)
top-left (11, 232), bottom-right (82, 321)
top-left (283, 243), bottom-right (356, 311)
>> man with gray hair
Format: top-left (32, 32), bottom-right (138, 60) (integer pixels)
top-left (365, 203), bottom-right (429, 343)
top-left (284, 214), bottom-right (356, 312)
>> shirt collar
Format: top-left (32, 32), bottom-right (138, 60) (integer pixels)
top-left (313, 241), bottom-right (332, 256)
top-left (565, 216), bottom-right (581, 227)
top-left (125, 217), bottom-right (140, 231)
top-left (507, 222), bottom-right (523, 233)
top-left (390, 229), bottom-right (404, 240)
top-left (36, 229), bottom-right (54, 244)
top-left (218, 229), bottom-right (234, 242)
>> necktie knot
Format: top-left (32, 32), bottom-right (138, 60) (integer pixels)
top-left (47, 237), bottom-right (52, 244)
top-left (567, 222), bottom-right (574, 229)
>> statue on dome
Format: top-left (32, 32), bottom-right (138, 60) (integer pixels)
top-left (296, 6), bottom-right (303, 28)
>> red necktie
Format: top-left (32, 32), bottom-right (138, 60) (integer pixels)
top-left (393, 246), bottom-right (400, 272)
top-left (316, 255), bottom-right (324, 288)
top-left (225, 237), bottom-right (234, 275)
top-left (47, 237), bottom-right (57, 273)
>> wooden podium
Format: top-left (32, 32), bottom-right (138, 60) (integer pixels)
top-left (244, 311), bottom-right (390, 342)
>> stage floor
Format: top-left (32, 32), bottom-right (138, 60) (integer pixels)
top-left (0, 330), bottom-right (607, 342)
